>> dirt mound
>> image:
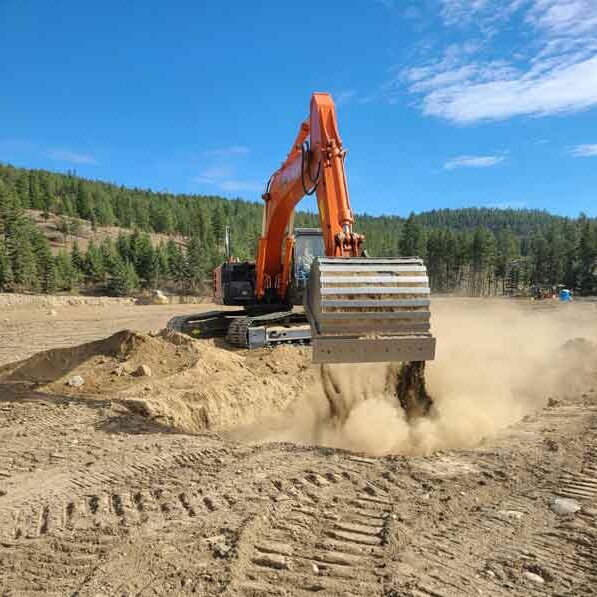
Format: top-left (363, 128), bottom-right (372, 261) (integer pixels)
top-left (0, 329), bottom-right (197, 389)
top-left (0, 329), bottom-right (315, 433)
top-left (115, 340), bottom-right (314, 432)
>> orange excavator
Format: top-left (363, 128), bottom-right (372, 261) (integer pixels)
top-left (170, 92), bottom-right (435, 368)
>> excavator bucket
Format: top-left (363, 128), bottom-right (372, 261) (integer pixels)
top-left (305, 258), bottom-right (436, 364)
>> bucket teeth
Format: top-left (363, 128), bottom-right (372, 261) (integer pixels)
top-left (305, 257), bottom-right (436, 364)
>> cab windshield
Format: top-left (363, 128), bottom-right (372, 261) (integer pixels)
top-left (294, 234), bottom-right (325, 280)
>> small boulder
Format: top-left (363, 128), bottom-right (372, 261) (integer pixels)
top-left (66, 375), bottom-right (84, 388)
top-left (47, 310), bottom-right (57, 317)
top-left (151, 290), bottom-right (169, 305)
top-left (550, 497), bottom-right (581, 516)
top-left (523, 571), bottom-right (545, 584)
top-left (133, 364), bottom-right (152, 377)
top-left (212, 542), bottom-right (230, 558)
top-left (498, 510), bottom-right (524, 521)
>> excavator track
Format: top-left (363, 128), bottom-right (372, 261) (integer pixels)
top-left (305, 257), bottom-right (436, 364)
top-left (226, 311), bottom-right (311, 349)
top-left (168, 310), bottom-right (312, 349)
top-left (166, 310), bottom-right (246, 338)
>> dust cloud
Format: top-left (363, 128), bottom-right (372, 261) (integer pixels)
top-left (230, 298), bottom-right (597, 455)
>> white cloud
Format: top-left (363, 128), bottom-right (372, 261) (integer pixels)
top-left (45, 149), bottom-right (98, 165)
top-left (570, 143), bottom-right (597, 156)
top-left (528, 0), bottom-right (597, 37)
top-left (194, 145), bottom-right (260, 194)
top-left (202, 145), bottom-right (249, 157)
top-left (194, 164), bottom-right (261, 194)
top-left (219, 180), bottom-right (263, 192)
top-left (421, 56), bottom-right (597, 123)
top-left (444, 154), bottom-right (507, 169)
top-left (440, 0), bottom-right (489, 25)
top-left (400, 0), bottom-right (597, 123)
top-left (334, 90), bottom-right (356, 106)
top-left (196, 165), bottom-right (233, 181)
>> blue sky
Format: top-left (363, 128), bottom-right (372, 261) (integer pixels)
top-left (1, 0), bottom-right (596, 217)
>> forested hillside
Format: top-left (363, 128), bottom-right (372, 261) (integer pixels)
top-left (0, 162), bottom-right (596, 296)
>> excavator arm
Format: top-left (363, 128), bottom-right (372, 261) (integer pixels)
top-left (255, 93), bottom-right (363, 301)
top-left (257, 92), bottom-right (436, 365)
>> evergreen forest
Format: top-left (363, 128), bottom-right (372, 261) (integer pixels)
top-left (1, 162), bottom-right (596, 297)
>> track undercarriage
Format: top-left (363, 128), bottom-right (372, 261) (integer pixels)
top-left (167, 308), bottom-right (311, 349)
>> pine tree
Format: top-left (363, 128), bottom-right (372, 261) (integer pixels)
top-left (143, 247), bottom-right (160, 289)
top-left (470, 227), bottom-right (496, 295)
top-left (109, 257), bottom-right (139, 296)
top-left (57, 216), bottom-right (71, 245)
top-left (399, 213), bottom-right (425, 257)
top-left (71, 241), bottom-right (84, 274)
top-left (185, 234), bottom-right (206, 292)
top-left (166, 239), bottom-right (185, 288)
top-left (84, 241), bottom-right (106, 285)
top-left (42, 193), bottom-right (53, 219)
top-left (7, 224), bottom-right (39, 291)
top-left (132, 232), bottom-right (155, 285)
top-left (54, 250), bottom-right (78, 291)
top-left (29, 172), bottom-right (43, 210)
top-left (76, 182), bottom-right (92, 219)
top-left (530, 231), bottom-right (550, 284)
top-left (578, 215), bottom-right (597, 295)
top-left (32, 232), bottom-right (57, 293)
top-left (156, 242), bottom-right (170, 286)
top-left (69, 218), bottom-right (83, 241)
top-left (0, 239), bottom-right (13, 290)
top-left (100, 237), bottom-right (118, 274)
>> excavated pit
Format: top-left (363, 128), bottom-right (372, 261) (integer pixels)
top-left (0, 329), bottom-right (432, 449)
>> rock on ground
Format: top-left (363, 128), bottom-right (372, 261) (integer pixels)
top-left (66, 375), bottom-right (85, 387)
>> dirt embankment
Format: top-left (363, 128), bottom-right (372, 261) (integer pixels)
top-left (0, 293), bottom-right (136, 311)
top-left (0, 329), bottom-right (315, 433)
top-left (0, 292), bottom-right (211, 312)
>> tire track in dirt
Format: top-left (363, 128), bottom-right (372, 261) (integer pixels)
top-left (226, 458), bottom-right (395, 597)
top-left (474, 404), bottom-right (597, 596)
top-left (377, 401), bottom-right (597, 597)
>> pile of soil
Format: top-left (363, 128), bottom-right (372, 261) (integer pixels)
top-left (0, 329), bottom-right (315, 433)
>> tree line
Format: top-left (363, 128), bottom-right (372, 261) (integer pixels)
top-left (0, 202), bottom-right (209, 297)
top-left (0, 162), bottom-right (596, 296)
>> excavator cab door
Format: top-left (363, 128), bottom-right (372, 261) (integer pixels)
top-left (287, 228), bottom-right (325, 306)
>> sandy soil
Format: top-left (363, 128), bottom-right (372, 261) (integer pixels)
top-left (1, 297), bottom-right (596, 596)
top-left (0, 300), bottom-right (216, 366)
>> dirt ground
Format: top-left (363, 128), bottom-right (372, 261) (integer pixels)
top-left (1, 297), bottom-right (596, 596)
